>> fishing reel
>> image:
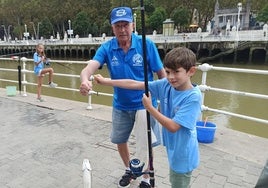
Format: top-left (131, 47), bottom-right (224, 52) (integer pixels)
top-left (129, 158), bottom-right (145, 177)
top-left (44, 58), bottom-right (51, 66)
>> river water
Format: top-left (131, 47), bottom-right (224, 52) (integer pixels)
top-left (0, 59), bottom-right (268, 139)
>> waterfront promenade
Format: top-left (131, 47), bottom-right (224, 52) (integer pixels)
top-left (0, 88), bottom-right (268, 188)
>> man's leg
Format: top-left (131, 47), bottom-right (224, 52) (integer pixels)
top-left (117, 143), bottom-right (130, 167)
top-left (111, 108), bottom-right (136, 187)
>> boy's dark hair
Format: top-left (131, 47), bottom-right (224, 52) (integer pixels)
top-left (164, 47), bottom-right (196, 72)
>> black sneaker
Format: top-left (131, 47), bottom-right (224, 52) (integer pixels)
top-left (118, 170), bottom-right (136, 187)
top-left (139, 181), bottom-right (151, 188)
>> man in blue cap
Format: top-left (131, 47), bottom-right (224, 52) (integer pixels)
top-left (80, 6), bottom-right (165, 188)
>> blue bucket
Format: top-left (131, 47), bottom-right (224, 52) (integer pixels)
top-left (196, 121), bottom-right (216, 143)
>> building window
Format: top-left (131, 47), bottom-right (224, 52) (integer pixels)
top-left (219, 16), bottom-right (223, 23)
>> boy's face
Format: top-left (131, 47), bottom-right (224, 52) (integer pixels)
top-left (165, 66), bottom-right (196, 90)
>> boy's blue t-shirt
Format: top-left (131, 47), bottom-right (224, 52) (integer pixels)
top-left (93, 33), bottom-right (163, 110)
top-left (149, 78), bottom-right (202, 173)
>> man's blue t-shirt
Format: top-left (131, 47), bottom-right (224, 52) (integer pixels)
top-left (149, 78), bottom-right (202, 173)
top-left (93, 33), bottom-right (163, 110)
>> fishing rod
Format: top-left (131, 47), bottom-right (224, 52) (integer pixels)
top-left (140, 0), bottom-right (155, 187)
top-left (0, 47), bottom-right (78, 71)
top-left (0, 50), bottom-right (34, 58)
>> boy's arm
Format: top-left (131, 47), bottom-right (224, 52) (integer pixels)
top-left (94, 74), bottom-right (145, 90)
top-left (142, 93), bottom-right (181, 133)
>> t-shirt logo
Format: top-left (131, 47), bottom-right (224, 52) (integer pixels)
top-left (111, 56), bottom-right (119, 66)
top-left (132, 54), bottom-right (143, 66)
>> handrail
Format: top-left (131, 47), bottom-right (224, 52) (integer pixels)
top-left (1, 58), bottom-right (268, 125)
top-left (197, 63), bottom-right (268, 124)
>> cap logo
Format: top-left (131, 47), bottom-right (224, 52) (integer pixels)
top-left (111, 7), bottom-right (133, 24)
top-left (116, 9), bottom-right (127, 17)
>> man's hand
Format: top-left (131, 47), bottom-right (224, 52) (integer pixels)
top-left (79, 80), bottom-right (92, 96)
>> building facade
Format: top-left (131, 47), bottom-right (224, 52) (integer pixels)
top-left (213, 0), bottom-right (251, 30)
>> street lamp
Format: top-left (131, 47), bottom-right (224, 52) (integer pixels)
top-left (24, 24), bottom-right (29, 44)
top-left (67, 20), bottom-right (73, 43)
top-left (134, 13), bottom-right (137, 34)
top-left (236, 2), bottom-right (242, 41)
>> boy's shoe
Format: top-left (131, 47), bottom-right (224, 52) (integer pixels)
top-left (37, 97), bottom-right (45, 102)
top-left (49, 82), bottom-right (57, 88)
top-left (118, 170), bottom-right (136, 188)
top-left (138, 181), bottom-right (151, 188)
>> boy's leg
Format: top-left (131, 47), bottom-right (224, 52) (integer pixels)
top-left (170, 168), bottom-right (192, 188)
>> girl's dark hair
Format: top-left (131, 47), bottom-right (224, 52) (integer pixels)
top-left (164, 47), bottom-right (196, 72)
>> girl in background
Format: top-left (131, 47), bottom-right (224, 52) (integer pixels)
top-left (33, 43), bottom-right (57, 102)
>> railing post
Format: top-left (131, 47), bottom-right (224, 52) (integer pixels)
top-left (21, 57), bottom-right (28, 96)
top-left (87, 93), bottom-right (93, 110)
top-left (198, 63), bottom-right (213, 119)
top-left (87, 76), bottom-right (94, 110)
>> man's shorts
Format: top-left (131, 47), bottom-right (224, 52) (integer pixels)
top-left (111, 108), bottom-right (161, 146)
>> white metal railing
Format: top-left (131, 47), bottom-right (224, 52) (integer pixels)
top-left (198, 63), bottom-right (268, 124)
top-left (0, 57), bottom-right (268, 125)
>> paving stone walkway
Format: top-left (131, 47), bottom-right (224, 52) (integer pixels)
top-left (0, 88), bottom-right (267, 188)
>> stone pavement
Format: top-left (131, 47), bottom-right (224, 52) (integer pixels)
top-left (0, 88), bottom-right (268, 188)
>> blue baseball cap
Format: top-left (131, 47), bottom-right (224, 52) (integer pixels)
top-left (110, 7), bottom-right (133, 24)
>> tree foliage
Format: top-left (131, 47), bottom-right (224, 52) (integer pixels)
top-left (256, 4), bottom-right (268, 23)
top-left (0, 0), bottom-right (266, 40)
top-left (171, 7), bottom-right (191, 30)
top-left (149, 7), bottom-right (167, 32)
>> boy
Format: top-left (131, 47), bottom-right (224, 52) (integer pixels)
top-left (94, 47), bottom-right (202, 188)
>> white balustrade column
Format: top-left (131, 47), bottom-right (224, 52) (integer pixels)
top-left (21, 57), bottom-right (28, 96)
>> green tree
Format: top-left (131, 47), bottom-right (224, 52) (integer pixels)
top-left (0, 0), bottom-right (267, 39)
top-left (39, 17), bottom-right (54, 39)
top-left (148, 7), bottom-right (167, 33)
top-left (73, 11), bottom-right (90, 37)
top-left (100, 20), bottom-right (112, 36)
top-left (171, 7), bottom-right (190, 31)
top-left (256, 4), bottom-right (268, 23)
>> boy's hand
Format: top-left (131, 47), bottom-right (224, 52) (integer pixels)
top-left (142, 92), bottom-right (153, 110)
top-left (94, 74), bottom-right (105, 84)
